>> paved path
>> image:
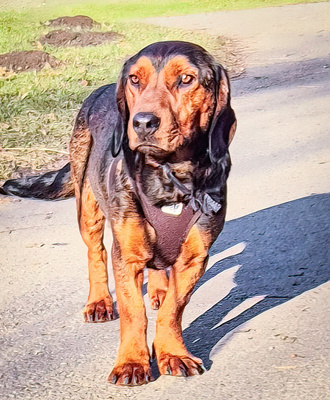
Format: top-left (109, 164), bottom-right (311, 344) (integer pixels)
top-left (1, 3), bottom-right (330, 399)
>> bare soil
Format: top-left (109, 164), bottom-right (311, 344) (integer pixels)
top-left (46, 15), bottom-right (99, 29)
top-left (39, 29), bottom-right (124, 47)
top-left (0, 50), bottom-right (61, 72)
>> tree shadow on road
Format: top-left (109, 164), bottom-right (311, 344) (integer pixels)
top-left (183, 193), bottom-right (330, 370)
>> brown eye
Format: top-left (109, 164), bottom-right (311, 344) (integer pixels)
top-left (129, 75), bottom-right (139, 85)
top-left (180, 74), bottom-right (194, 86)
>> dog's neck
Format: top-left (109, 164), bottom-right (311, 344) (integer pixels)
top-left (139, 159), bottom-right (195, 207)
top-left (122, 139), bottom-right (229, 214)
top-left (131, 132), bottom-right (210, 207)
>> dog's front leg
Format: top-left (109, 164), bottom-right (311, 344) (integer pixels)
top-left (153, 224), bottom-right (209, 376)
top-left (108, 218), bottom-right (153, 386)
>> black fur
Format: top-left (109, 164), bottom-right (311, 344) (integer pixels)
top-left (0, 162), bottom-right (72, 199)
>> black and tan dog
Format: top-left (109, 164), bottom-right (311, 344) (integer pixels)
top-left (1, 41), bottom-right (236, 385)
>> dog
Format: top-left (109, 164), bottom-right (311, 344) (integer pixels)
top-left (1, 41), bottom-right (236, 385)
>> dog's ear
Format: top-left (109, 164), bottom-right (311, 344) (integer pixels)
top-left (208, 66), bottom-right (237, 163)
top-left (111, 71), bottom-right (129, 157)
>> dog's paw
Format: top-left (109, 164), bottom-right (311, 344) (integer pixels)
top-left (108, 362), bottom-right (153, 386)
top-left (157, 353), bottom-right (206, 377)
top-left (148, 289), bottom-right (167, 310)
top-left (83, 298), bottom-right (117, 323)
top-left (147, 269), bottom-right (168, 310)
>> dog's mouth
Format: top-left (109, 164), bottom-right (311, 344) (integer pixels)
top-left (135, 144), bottom-right (169, 158)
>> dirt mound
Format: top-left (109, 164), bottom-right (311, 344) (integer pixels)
top-left (0, 51), bottom-right (61, 72)
top-left (46, 15), bottom-right (98, 29)
top-left (39, 30), bottom-right (123, 47)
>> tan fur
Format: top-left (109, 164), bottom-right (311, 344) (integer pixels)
top-left (125, 55), bottom-right (216, 153)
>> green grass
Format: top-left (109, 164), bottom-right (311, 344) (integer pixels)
top-left (0, 0), bottom-right (323, 17)
top-left (0, 0), bottom-right (321, 179)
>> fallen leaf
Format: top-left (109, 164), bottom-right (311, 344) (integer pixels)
top-left (25, 243), bottom-right (45, 248)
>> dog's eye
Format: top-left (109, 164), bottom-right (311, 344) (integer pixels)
top-left (129, 75), bottom-right (139, 86)
top-left (180, 74), bottom-right (195, 86)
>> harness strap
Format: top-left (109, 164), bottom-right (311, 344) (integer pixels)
top-left (135, 170), bottom-right (202, 269)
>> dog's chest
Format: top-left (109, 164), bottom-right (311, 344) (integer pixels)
top-left (136, 184), bottom-right (201, 269)
top-left (107, 158), bottom-right (201, 269)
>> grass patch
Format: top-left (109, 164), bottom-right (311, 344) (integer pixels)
top-left (0, 0), bottom-right (323, 17)
top-left (0, 0), bottom-right (321, 179)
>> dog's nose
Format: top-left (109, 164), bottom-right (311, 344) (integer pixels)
top-left (132, 112), bottom-right (160, 138)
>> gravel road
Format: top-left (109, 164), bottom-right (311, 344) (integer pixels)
top-left (1, 3), bottom-right (330, 399)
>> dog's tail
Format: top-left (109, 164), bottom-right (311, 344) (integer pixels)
top-left (0, 162), bottom-right (74, 200)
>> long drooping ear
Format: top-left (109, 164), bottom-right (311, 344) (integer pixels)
top-left (111, 71), bottom-right (129, 157)
top-left (208, 66), bottom-right (237, 163)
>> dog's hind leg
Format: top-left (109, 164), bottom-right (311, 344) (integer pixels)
top-left (79, 178), bottom-right (115, 322)
top-left (147, 269), bottom-right (168, 310)
top-left (70, 110), bottom-right (114, 322)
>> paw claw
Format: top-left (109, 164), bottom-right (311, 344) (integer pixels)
top-left (197, 364), bottom-right (206, 374)
top-left (123, 377), bottom-right (129, 385)
top-left (179, 365), bottom-right (187, 377)
top-left (151, 299), bottom-right (160, 310)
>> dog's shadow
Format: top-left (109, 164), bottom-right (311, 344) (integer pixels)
top-left (181, 193), bottom-right (330, 370)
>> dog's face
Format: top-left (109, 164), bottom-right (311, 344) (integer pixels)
top-left (124, 53), bottom-right (214, 156)
top-left (113, 41), bottom-right (236, 162)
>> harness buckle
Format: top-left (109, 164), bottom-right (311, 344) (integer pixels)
top-left (161, 203), bottom-right (183, 216)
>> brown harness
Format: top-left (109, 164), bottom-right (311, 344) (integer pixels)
top-left (107, 157), bottom-right (202, 270)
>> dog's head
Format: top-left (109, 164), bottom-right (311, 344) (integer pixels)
top-left (112, 41), bottom-right (236, 164)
